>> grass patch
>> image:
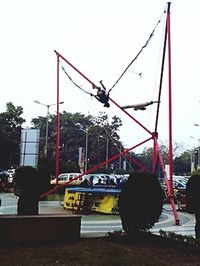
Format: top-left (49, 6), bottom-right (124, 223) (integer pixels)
top-left (1, 232), bottom-right (200, 266)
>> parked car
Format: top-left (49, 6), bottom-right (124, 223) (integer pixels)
top-left (83, 174), bottom-right (116, 186)
top-left (159, 176), bottom-right (188, 209)
top-left (50, 173), bottom-right (83, 185)
top-left (159, 176), bottom-right (188, 191)
top-left (114, 174), bottom-right (129, 186)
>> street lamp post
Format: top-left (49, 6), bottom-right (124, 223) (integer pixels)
top-left (119, 146), bottom-right (122, 170)
top-left (85, 128), bottom-right (89, 172)
top-left (34, 100), bottom-right (64, 158)
top-left (193, 123), bottom-right (200, 167)
top-left (190, 135), bottom-right (200, 170)
top-left (114, 143), bottom-right (123, 170)
top-left (106, 138), bottom-right (109, 169)
top-left (99, 135), bottom-right (109, 169)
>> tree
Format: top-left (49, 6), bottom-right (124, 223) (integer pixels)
top-left (133, 142), bottom-right (190, 176)
top-left (87, 112), bottom-right (122, 168)
top-left (31, 111), bottom-right (123, 173)
top-left (0, 102), bottom-right (25, 139)
top-left (31, 116), bottom-right (47, 157)
top-left (59, 112), bottom-right (94, 163)
top-left (134, 147), bottom-right (153, 172)
top-left (173, 150), bottom-right (191, 175)
top-left (31, 111), bottom-right (94, 162)
top-left (0, 102), bottom-right (25, 169)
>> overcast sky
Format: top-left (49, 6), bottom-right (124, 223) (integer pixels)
top-left (0, 0), bottom-right (200, 152)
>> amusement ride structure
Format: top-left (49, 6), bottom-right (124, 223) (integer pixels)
top-left (42, 2), bottom-right (180, 225)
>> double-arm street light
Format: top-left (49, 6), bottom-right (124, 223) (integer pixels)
top-left (34, 100), bottom-right (64, 158)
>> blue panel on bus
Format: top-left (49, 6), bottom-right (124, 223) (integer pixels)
top-left (66, 186), bottom-right (121, 195)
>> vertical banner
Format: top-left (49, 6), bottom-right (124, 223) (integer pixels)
top-left (165, 164), bottom-right (170, 179)
top-left (20, 129), bottom-right (40, 168)
top-left (78, 147), bottom-right (85, 173)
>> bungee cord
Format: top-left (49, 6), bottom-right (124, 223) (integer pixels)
top-left (108, 9), bottom-right (166, 93)
top-left (60, 62), bottom-right (111, 107)
top-left (60, 62), bottom-right (94, 97)
top-left (59, 6), bottom-right (166, 111)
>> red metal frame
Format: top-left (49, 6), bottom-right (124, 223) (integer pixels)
top-left (41, 2), bottom-right (179, 225)
top-left (41, 136), bottom-right (152, 198)
top-left (125, 155), bottom-right (149, 173)
top-left (55, 54), bottom-right (60, 185)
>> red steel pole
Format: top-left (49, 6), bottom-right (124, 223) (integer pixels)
top-left (126, 155), bottom-right (149, 173)
top-left (55, 52), bottom-right (60, 184)
top-left (167, 2), bottom-right (173, 197)
top-left (54, 50), bottom-right (97, 88)
top-left (155, 138), bottom-right (180, 225)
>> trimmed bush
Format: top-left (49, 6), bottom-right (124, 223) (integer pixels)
top-left (186, 174), bottom-right (200, 213)
top-left (14, 166), bottom-right (40, 215)
top-left (118, 171), bottom-right (163, 234)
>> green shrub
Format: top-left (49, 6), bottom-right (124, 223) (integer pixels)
top-left (14, 166), bottom-right (40, 215)
top-left (14, 166), bottom-right (38, 190)
top-left (118, 171), bottom-right (163, 234)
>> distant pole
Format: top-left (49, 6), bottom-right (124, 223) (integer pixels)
top-left (106, 138), bottom-right (109, 169)
top-left (85, 128), bottom-right (88, 172)
top-left (119, 146), bottom-right (122, 170)
top-left (45, 105), bottom-right (50, 157)
top-left (99, 135), bottom-right (109, 169)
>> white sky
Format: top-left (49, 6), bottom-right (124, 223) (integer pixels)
top-left (0, 0), bottom-right (200, 152)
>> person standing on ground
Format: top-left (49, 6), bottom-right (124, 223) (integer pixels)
top-left (186, 174), bottom-right (200, 238)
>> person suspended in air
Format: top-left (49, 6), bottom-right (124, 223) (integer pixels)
top-left (94, 80), bottom-right (110, 107)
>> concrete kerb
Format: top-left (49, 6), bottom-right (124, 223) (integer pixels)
top-left (0, 194), bottom-right (82, 246)
top-left (0, 213), bottom-right (82, 246)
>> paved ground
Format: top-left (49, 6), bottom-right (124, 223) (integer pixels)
top-left (0, 193), bottom-right (196, 238)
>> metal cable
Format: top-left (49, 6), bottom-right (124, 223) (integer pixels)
top-left (109, 9), bottom-right (166, 93)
